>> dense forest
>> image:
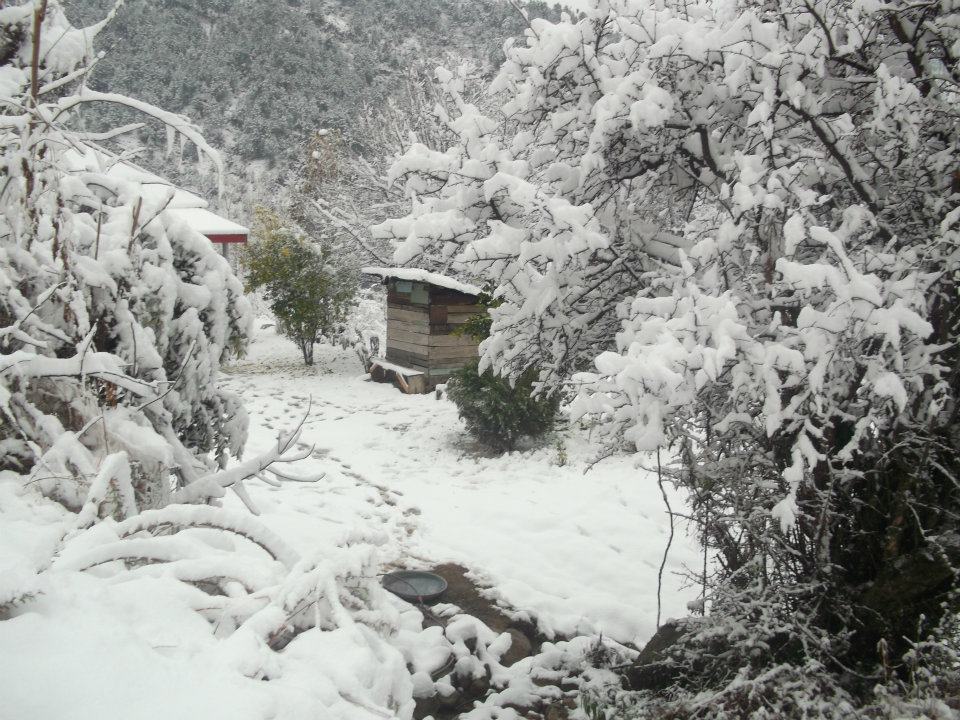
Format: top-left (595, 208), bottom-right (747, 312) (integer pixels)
top-left (67, 0), bottom-right (561, 203)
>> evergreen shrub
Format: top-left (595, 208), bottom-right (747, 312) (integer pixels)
top-left (446, 361), bottom-right (560, 452)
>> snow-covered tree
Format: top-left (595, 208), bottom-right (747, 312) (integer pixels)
top-left (0, 0), bottom-right (387, 679)
top-left (288, 62), bottom-right (489, 268)
top-left (0, 0), bottom-right (275, 515)
top-left (380, 0), bottom-right (960, 713)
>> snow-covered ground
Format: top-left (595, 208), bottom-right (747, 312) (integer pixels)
top-left (0, 321), bottom-right (699, 720)
top-left (223, 322), bottom-right (700, 644)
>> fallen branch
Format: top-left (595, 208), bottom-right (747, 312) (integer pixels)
top-left (116, 505), bottom-right (301, 569)
top-left (170, 411), bottom-right (319, 511)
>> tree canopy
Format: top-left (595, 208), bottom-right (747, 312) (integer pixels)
top-left (381, 0), bottom-right (960, 714)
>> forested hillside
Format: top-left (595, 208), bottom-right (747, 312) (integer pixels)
top-left (67, 0), bottom-right (559, 202)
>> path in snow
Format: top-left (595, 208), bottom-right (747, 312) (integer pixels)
top-left (220, 323), bottom-right (701, 647)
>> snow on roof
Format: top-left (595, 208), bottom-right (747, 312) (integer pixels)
top-left (63, 144), bottom-right (206, 209)
top-left (362, 267), bottom-right (482, 296)
top-left (164, 207), bottom-right (248, 237)
top-left (63, 143), bottom-right (247, 240)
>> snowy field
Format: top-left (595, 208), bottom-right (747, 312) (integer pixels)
top-left (224, 322), bottom-right (700, 644)
top-left (0, 321), bottom-right (699, 720)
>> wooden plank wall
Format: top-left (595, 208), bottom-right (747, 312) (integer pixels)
top-left (384, 281), bottom-right (483, 375)
top-left (386, 303), bottom-right (430, 369)
top-left (427, 287), bottom-right (482, 370)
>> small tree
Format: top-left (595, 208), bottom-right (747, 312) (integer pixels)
top-left (243, 208), bottom-right (355, 365)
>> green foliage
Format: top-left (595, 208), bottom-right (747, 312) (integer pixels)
top-left (446, 361), bottom-right (560, 453)
top-left (448, 291), bottom-right (559, 452)
top-left (243, 208), bottom-right (355, 365)
top-left (451, 290), bottom-right (498, 342)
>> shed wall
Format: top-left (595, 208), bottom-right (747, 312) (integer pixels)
top-left (383, 279), bottom-right (482, 381)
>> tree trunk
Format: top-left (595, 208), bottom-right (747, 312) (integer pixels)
top-left (300, 339), bottom-right (314, 366)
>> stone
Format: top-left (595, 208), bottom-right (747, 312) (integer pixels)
top-left (501, 628), bottom-right (533, 667)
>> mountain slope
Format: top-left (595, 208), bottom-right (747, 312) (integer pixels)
top-left (68, 0), bottom-right (559, 172)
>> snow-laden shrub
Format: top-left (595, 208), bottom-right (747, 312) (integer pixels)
top-left (379, 0), bottom-right (960, 713)
top-left (339, 284), bottom-right (386, 372)
top-left (447, 361), bottom-right (561, 453)
top-left (445, 292), bottom-right (560, 452)
top-left (0, 12), bottom-right (423, 717)
top-left (0, 1), bottom-right (252, 512)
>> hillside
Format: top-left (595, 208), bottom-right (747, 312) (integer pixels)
top-left (67, 0), bottom-right (560, 203)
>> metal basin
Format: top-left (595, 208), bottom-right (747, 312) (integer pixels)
top-left (382, 570), bottom-right (447, 602)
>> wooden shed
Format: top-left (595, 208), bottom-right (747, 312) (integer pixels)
top-left (362, 267), bottom-right (484, 393)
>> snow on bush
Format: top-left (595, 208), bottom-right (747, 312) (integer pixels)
top-left (0, 7), bottom-right (632, 720)
top-left (0, 1), bottom-right (250, 513)
top-left (380, 0), bottom-right (960, 713)
top-left (0, 5), bottom-right (403, 719)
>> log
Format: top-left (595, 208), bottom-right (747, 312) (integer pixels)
top-left (387, 327), bottom-right (431, 345)
top-left (387, 338), bottom-right (431, 356)
top-left (448, 311), bottom-right (483, 324)
top-left (386, 347), bottom-right (430, 369)
top-left (370, 361), bottom-right (430, 395)
top-left (389, 319), bottom-right (430, 335)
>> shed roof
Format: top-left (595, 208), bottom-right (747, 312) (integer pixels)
top-left (362, 267), bottom-right (481, 297)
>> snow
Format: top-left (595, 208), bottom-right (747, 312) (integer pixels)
top-left (370, 358), bottom-right (425, 376)
top-left (0, 321), bottom-right (699, 718)
top-left (64, 143), bottom-right (204, 208)
top-left (165, 207), bottom-right (249, 237)
top-left (222, 323), bottom-right (699, 643)
top-left (362, 267), bottom-right (482, 296)
top-left (63, 143), bottom-right (246, 237)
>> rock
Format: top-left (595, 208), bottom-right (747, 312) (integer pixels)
top-left (414, 694), bottom-right (441, 720)
top-left (453, 671), bottom-right (490, 700)
top-left (438, 688), bottom-right (462, 708)
top-left (501, 628), bottom-right (533, 667)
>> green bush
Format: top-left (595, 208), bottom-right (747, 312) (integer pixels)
top-left (243, 208), bottom-right (356, 365)
top-left (446, 360), bottom-right (561, 452)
